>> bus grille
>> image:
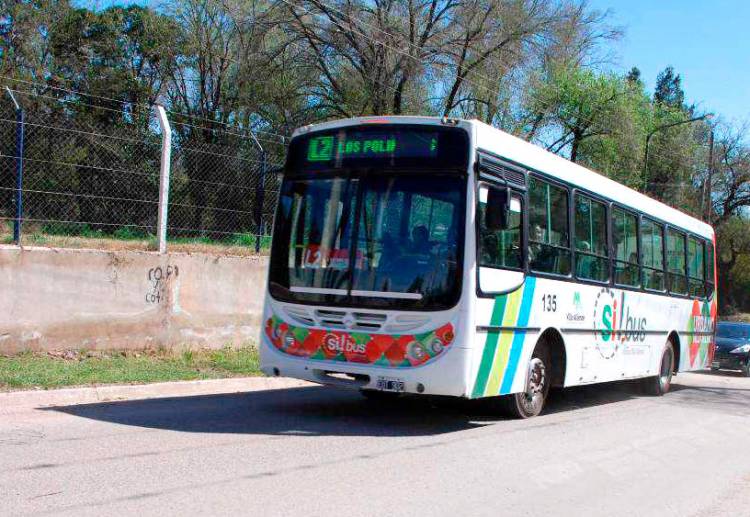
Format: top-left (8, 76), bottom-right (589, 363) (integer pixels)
top-left (282, 306), bottom-right (429, 333)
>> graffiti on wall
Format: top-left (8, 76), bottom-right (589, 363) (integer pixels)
top-left (145, 265), bottom-right (179, 304)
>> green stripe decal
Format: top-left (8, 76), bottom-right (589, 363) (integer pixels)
top-left (471, 294), bottom-right (507, 398)
top-left (499, 276), bottom-right (537, 395)
top-left (485, 289), bottom-right (523, 395)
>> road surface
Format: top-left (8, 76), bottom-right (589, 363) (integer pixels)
top-left (2, 371), bottom-right (749, 516)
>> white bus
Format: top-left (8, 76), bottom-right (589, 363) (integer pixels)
top-left (260, 116), bottom-right (717, 418)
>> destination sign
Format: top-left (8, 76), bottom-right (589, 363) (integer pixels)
top-left (305, 130), bottom-right (438, 163)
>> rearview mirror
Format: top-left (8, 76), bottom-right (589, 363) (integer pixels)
top-left (484, 187), bottom-right (510, 231)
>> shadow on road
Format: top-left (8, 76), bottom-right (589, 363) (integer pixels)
top-left (47, 386), bottom-right (486, 437)
top-left (45, 372), bottom-right (749, 436)
top-left (668, 376), bottom-right (750, 416)
top-left (43, 377), bottom-right (671, 437)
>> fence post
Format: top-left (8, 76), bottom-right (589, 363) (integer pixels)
top-left (154, 104), bottom-right (171, 254)
top-left (246, 130), bottom-right (265, 253)
top-left (255, 150), bottom-right (267, 253)
top-left (5, 87), bottom-right (24, 245)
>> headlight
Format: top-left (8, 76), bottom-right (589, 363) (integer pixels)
top-left (730, 344), bottom-right (750, 354)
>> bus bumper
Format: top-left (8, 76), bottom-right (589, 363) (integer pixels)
top-left (260, 336), bottom-right (470, 397)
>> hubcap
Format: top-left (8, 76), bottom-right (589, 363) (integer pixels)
top-left (521, 357), bottom-right (546, 415)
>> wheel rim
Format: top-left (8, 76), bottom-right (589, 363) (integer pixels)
top-left (659, 347), bottom-right (674, 390)
top-left (520, 357), bottom-right (547, 415)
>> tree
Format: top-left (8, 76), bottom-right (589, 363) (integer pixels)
top-left (43, 6), bottom-right (181, 228)
top-left (286, 0), bottom-right (458, 117)
top-left (0, 0), bottom-right (71, 79)
top-left (529, 65), bottom-right (626, 162)
top-left (625, 66), bottom-right (640, 84)
top-left (716, 216), bottom-right (750, 312)
top-left (709, 123), bottom-right (750, 227)
top-left (439, 0), bottom-right (553, 118)
top-left (654, 65), bottom-right (685, 109)
top-left (575, 72), bottom-right (652, 187)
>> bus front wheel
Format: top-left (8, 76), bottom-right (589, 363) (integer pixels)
top-left (641, 341), bottom-right (675, 396)
top-left (502, 345), bottom-right (551, 419)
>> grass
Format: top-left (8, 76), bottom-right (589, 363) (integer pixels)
top-left (0, 346), bottom-right (263, 391)
top-left (0, 222), bottom-right (271, 256)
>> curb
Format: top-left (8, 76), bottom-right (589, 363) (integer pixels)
top-left (0, 376), bottom-right (312, 412)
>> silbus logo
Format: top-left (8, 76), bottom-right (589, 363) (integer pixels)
top-left (323, 333), bottom-right (366, 355)
top-left (593, 288), bottom-right (647, 359)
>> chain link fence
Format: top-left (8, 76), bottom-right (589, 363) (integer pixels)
top-left (0, 86), bottom-right (286, 254)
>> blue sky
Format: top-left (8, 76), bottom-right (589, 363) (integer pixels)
top-left (589, 0), bottom-right (750, 123)
top-left (75, 0), bottom-right (749, 123)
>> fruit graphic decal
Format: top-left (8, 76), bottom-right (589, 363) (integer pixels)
top-left (687, 297), bottom-right (716, 368)
top-left (265, 315), bottom-right (455, 367)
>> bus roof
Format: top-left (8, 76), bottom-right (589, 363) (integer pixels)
top-left (292, 116), bottom-right (714, 239)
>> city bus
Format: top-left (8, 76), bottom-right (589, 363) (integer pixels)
top-left (260, 116), bottom-right (717, 418)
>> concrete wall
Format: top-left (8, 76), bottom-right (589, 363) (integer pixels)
top-left (0, 246), bottom-right (268, 353)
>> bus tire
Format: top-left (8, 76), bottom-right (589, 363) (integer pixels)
top-left (641, 341), bottom-right (675, 396)
top-left (502, 344), bottom-right (551, 419)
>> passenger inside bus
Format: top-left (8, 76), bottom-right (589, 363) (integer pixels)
top-left (410, 225), bottom-right (432, 255)
top-left (529, 224), bottom-right (558, 272)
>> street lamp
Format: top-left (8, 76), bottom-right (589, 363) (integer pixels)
top-left (702, 123), bottom-right (716, 222)
top-left (643, 113), bottom-right (714, 195)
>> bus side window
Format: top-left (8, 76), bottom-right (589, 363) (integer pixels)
top-left (705, 241), bottom-right (715, 298)
top-left (528, 177), bottom-right (571, 275)
top-left (687, 236), bottom-right (705, 298)
top-left (477, 185), bottom-right (522, 270)
top-left (613, 207), bottom-right (639, 287)
top-left (641, 218), bottom-right (665, 291)
top-left (574, 194), bottom-right (609, 282)
top-left (666, 228), bottom-right (688, 295)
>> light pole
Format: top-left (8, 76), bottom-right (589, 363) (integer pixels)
top-left (702, 124), bottom-right (715, 222)
top-left (643, 113), bottom-right (713, 195)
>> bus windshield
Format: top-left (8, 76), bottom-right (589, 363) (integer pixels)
top-left (268, 172), bottom-right (465, 310)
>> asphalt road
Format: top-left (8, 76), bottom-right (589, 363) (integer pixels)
top-left (2, 371), bottom-right (750, 517)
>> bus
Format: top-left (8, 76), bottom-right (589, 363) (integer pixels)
top-left (260, 116), bottom-right (717, 418)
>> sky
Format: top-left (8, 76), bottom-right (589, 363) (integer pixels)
top-left (589, 0), bottom-right (750, 123)
top-left (75, 0), bottom-right (749, 123)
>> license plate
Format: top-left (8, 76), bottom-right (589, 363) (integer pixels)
top-left (376, 376), bottom-right (405, 393)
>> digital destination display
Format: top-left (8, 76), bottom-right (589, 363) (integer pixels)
top-left (286, 125), bottom-right (469, 172)
top-left (305, 130), bottom-right (439, 163)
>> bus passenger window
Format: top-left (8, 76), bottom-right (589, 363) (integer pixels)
top-left (667, 228), bottom-right (688, 295)
top-left (641, 218), bottom-right (665, 291)
top-left (613, 208), bottom-right (639, 287)
top-left (528, 177), bottom-right (570, 275)
top-left (574, 194), bottom-right (608, 282)
top-left (687, 236), bottom-right (705, 298)
top-left (477, 186), bottom-right (522, 270)
top-left (705, 242), bottom-right (715, 297)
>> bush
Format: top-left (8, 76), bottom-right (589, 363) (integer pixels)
top-left (113, 227), bottom-right (150, 240)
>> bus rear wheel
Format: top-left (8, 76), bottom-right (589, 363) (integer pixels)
top-left (641, 341), bottom-right (675, 396)
top-left (502, 345), bottom-right (551, 419)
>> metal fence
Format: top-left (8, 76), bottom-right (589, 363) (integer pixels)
top-left (1, 87), bottom-right (286, 254)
